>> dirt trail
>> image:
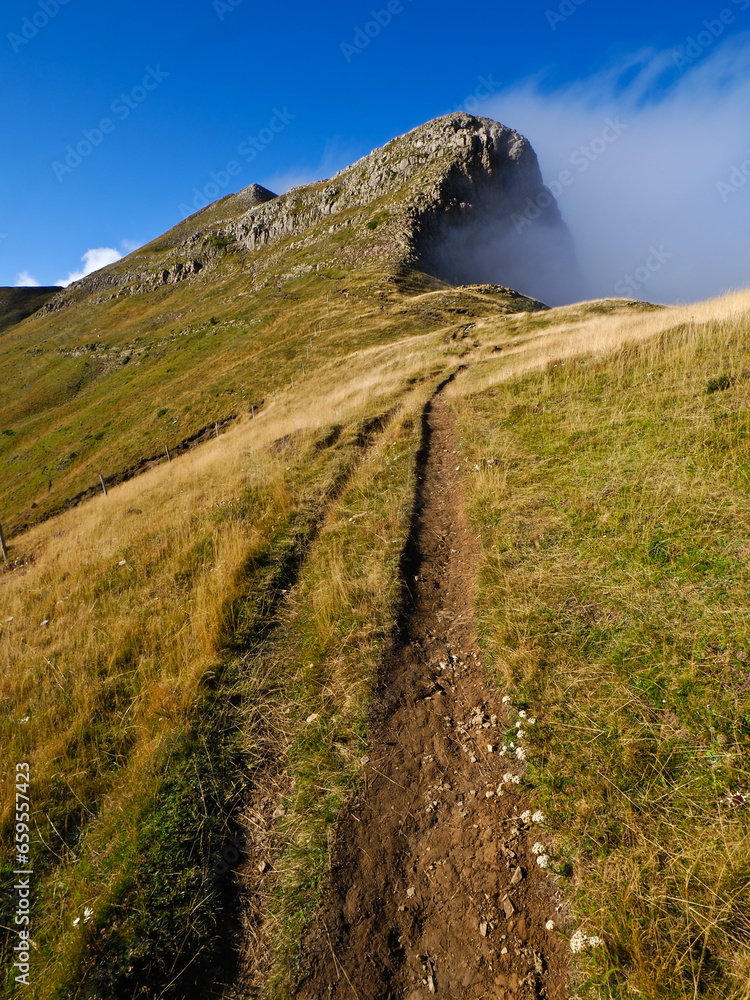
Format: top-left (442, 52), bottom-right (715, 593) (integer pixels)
top-left (295, 384), bottom-right (567, 999)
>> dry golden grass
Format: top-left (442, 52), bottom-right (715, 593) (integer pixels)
top-left (0, 318), bottom-right (456, 998)
top-left (452, 288), bottom-right (750, 398)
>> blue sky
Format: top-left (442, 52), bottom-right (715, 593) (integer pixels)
top-left (2, 0), bottom-right (749, 300)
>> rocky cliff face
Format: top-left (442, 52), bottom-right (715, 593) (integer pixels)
top-left (38, 114), bottom-right (581, 313)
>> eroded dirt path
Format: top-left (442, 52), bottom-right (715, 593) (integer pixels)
top-left (296, 385), bottom-right (567, 1000)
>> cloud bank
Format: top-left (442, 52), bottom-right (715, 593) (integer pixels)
top-left (56, 247), bottom-right (122, 287)
top-left (483, 34), bottom-right (750, 303)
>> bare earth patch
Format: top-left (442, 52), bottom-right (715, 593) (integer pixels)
top-left (295, 385), bottom-right (568, 999)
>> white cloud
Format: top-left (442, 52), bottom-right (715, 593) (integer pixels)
top-left (15, 270), bottom-right (40, 287)
top-left (120, 239), bottom-right (143, 254)
top-left (56, 247), bottom-right (123, 287)
top-left (483, 34), bottom-right (750, 303)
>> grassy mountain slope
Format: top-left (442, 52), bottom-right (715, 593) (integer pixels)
top-left (453, 291), bottom-right (750, 1000)
top-left (1, 111), bottom-right (749, 999)
top-left (2, 289), bottom-right (749, 1000)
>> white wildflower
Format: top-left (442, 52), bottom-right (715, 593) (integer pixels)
top-left (502, 695), bottom-right (511, 704)
top-left (536, 854), bottom-right (550, 869)
top-left (20, 716), bottom-right (29, 724)
top-left (72, 917), bottom-right (80, 928)
top-left (528, 718), bottom-right (536, 725)
top-left (516, 728), bottom-right (525, 740)
top-left (520, 810), bottom-right (532, 824)
top-left (546, 919), bottom-right (555, 930)
top-left (532, 810), bottom-right (545, 824)
top-left (532, 842), bottom-right (545, 854)
top-left (569, 929), bottom-right (587, 953)
top-left (515, 746), bottom-right (527, 761)
top-left (84, 907), bottom-right (94, 923)
top-left (518, 710), bottom-right (527, 719)
top-left (570, 929), bottom-right (603, 952)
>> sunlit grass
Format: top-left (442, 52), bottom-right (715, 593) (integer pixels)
top-left (456, 294), bottom-right (750, 999)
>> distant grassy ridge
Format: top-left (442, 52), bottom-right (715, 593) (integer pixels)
top-left (0, 288), bottom-right (59, 334)
top-left (456, 292), bottom-right (750, 999)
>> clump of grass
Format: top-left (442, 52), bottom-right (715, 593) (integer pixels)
top-left (456, 303), bottom-right (750, 999)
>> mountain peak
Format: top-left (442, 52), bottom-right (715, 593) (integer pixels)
top-left (37, 115), bottom-right (581, 311)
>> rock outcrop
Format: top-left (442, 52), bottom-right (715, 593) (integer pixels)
top-left (38, 114), bottom-right (582, 313)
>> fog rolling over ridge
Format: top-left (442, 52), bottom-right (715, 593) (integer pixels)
top-left (480, 35), bottom-right (750, 304)
top-left (404, 116), bottom-right (585, 307)
top-left (425, 197), bottom-right (585, 307)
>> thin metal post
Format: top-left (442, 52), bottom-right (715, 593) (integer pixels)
top-left (215, 422), bottom-right (219, 440)
top-left (291, 376), bottom-right (294, 388)
top-left (99, 474), bottom-right (108, 497)
top-left (165, 445), bottom-right (171, 463)
top-left (0, 523), bottom-right (7, 563)
top-left (302, 363), bottom-right (305, 375)
top-left (251, 405), bottom-right (255, 419)
top-left (273, 389), bottom-right (276, 402)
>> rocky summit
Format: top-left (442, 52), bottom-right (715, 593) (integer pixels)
top-left (34, 114), bottom-right (581, 313)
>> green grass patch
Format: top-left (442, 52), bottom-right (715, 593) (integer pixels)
top-left (457, 317), bottom-right (750, 999)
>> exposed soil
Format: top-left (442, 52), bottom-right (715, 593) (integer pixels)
top-left (294, 384), bottom-right (568, 1000)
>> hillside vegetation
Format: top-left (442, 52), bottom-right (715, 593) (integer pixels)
top-left (453, 290), bottom-right (750, 999)
top-left (2, 287), bottom-right (749, 998)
